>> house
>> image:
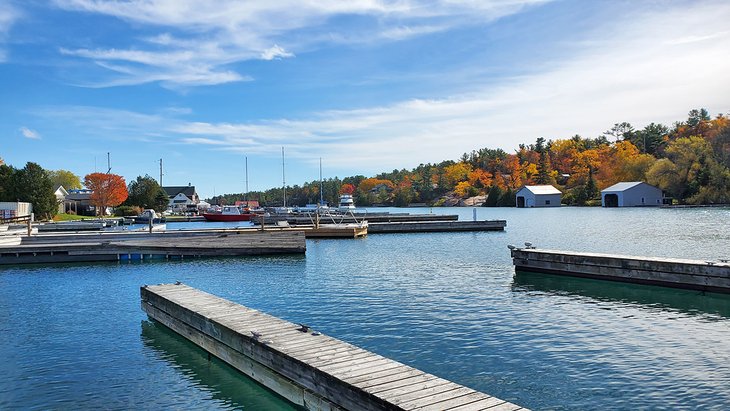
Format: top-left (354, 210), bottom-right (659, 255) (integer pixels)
top-left (163, 184), bottom-right (199, 213)
top-left (601, 182), bottom-right (663, 207)
top-left (64, 189), bottom-right (96, 216)
top-left (515, 185), bottom-right (562, 208)
top-left (53, 185), bottom-right (68, 214)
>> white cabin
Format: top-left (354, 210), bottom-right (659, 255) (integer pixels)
top-left (601, 182), bottom-right (663, 207)
top-left (515, 185), bottom-right (562, 208)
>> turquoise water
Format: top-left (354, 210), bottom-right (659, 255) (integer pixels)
top-left (1, 207), bottom-right (729, 410)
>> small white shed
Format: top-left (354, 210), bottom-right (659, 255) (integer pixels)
top-left (515, 185), bottom-right (562, 208)
top-left (601, 182), bottom-right (663, 207)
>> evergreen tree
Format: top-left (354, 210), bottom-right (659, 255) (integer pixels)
top-left (126, 175), bottom-right (169, 211)
top-left (483, 185), bottom-right (502, 207)
top-left (15, 162), bottom-right (57, 219)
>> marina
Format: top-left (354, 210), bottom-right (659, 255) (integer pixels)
top-left (2, 207), bottom-right (730, 410)
top-left (510, 247), bottom-right (730, 294)
top-left (142, 283), bottom-right (526, 411)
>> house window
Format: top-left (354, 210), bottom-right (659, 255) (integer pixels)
top-left (545, 200), bottom-right (551, 205)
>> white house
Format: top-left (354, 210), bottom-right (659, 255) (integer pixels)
top-left (163, 185), bottom-right (199, 213)
top-left (515, 185), bottom-right (562, 208)
top-left (53, 185), bottom-right (68, 214)
top-left (601, 182), bottom-right (663, 207)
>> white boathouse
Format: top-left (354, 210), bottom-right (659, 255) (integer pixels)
top-left (515, 185), bottom-right (562, 208)
top-left (601, 182), bottom-right (663, 207)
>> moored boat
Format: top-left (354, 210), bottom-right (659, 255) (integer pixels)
top-left (202, 205), bottom-right (254, 222)
top-left (133, 209), bottom-right (166, 224)
top-left (338, 194), bottom-right (355, 211)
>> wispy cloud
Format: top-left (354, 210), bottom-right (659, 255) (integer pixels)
top-left (52, 0), bottom-right (550, 87)
top-left (20, 127), bottom-right (41, 139)
top-left (0, 3), bottom-right (20, 63)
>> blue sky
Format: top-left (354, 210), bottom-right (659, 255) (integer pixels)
top-left (2, 0), bottom-right (729, 199)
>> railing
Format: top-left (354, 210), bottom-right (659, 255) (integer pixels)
top-left (0, 214), bottom-right (32, 224)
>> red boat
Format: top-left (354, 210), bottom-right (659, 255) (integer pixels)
top-left (202, 206), bottom-right (255, 222)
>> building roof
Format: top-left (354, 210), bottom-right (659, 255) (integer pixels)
top-left (519, 185), bottom-right (562, 195)
top-left (601, 182), bottom-right (657, 193)
top-left (163, 185), bottom-right (196, 197)
top-left (53, 185), bottom-right (69, 196)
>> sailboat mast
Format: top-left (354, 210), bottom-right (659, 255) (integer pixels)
top-left (244, 156), bottom-right (248, 202)
top-left (282, 147), bottom-right (287, 208)
top-left (319, 157), bottom-right (324, 206)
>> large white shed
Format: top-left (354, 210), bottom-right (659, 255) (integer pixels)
top-left (601, 182), bottom-right (663, 207)
top-left (515, 185), bottom-right (562, 208)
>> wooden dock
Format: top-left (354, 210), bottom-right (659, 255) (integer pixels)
top-left (510, 247), bottom-right (730, 294)
top-left (263, 213), bottom-right (459, 226)
top-left (368, 220), bottom-right (505, 234)
top-left (141, 283), bottom-right (527, 411)
top-left (0, 230), bottom-right (305, 265)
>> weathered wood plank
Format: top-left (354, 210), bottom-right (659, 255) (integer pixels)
top-left (444, 396), bottom-right (506, 410)
top-left (416, 391), bottom-right (492, 411)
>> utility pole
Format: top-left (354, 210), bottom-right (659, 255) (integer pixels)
top-left (159, 158), bottom-right (164, 186)
top-left (107, 152), bottom-right (111, 173)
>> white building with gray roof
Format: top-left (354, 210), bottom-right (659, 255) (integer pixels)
top-left (601, 182), bottom-right (663, 207)
top-left (515, 185), bottom-right (562, 208)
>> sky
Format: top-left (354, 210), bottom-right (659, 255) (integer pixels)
top-left (1, 0), bottom-right (729, 199)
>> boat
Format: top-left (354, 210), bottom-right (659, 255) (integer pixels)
top-left (202, 205), bottom-right (255, 222)
top-left (133, 209), bottom-right (166, 224)
top-left (338, 194), bottom-right (356, 211)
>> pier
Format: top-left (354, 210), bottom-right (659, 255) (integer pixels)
top-left (0, 230), bottom-right (305, 265)
top-left (510, 247), bottom-right (730, 294)
top-left (141, 283), bottom-right (527, 411)
top-left (368, 220), bottom-right (505, 234)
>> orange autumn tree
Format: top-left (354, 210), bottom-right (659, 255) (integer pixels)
top-left (340, 183), bottom-right (355, 194)
top-left (84, 173), bottom-right (128, 216)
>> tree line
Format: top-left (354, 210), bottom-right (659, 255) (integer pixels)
top-left (3, 107), bottom-right (728, 218)
top-left (212, 108), bottom-right (730, 207)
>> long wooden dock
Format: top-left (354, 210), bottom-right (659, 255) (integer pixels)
top-left (0, 230), bottom-right (305, 265)
top-left (510, 246), bottom-right (730, 294)
top-left (141, 283), bottom-right (526, 411)
top-left (368, 220), bottom-right (505, 234)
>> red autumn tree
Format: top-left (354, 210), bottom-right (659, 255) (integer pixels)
top-left (84, 173), bottom-right (128, 216)
top-left (340, 183), bottom-right (355, 194)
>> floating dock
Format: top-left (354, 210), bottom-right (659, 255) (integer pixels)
top-left (510, 247), bottom-right (730, 294)
top-left (141, 283), bottom-right (527, 411)
top-left (368, 220), bottom-right (505, 234)
top-left (263, 212), bottom-right (459, 226)
top-left (0, 230), bottom-right (305, 265)
top-left (304, 224), bottom-right (368, 239)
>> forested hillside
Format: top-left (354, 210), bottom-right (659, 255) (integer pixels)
top-left (209, 108), bottom-right (728, 207)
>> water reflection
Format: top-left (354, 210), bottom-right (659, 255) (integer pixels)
top-left (512, 270), bottom-right (730, 319)
top-left (140, 320), bottom-right (300, 410)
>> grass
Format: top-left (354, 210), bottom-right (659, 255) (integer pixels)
top-left (53, 213), bottom-right (100, 222)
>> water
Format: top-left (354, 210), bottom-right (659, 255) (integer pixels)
top-left (1, 207), bottom-right (729, 410)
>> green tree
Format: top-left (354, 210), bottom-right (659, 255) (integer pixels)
top-left (497, 187), bottom-right (516, 207)
top-left (0, 164), bottom-right (17, 201)
top-left (534, 137), bottom-right (554, 184)
top-left (125, 175), bottom-right (169, 211)
top-left (483, 185), bottom-right (502, 207)
top-left (48, 169), bottom-right (82, 190)
top-left (15, 162), bottom-right (57, 219)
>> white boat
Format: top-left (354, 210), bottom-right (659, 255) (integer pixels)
top-left (338, 194), bottom-right (356, 211)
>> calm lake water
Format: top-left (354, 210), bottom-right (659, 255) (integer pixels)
top-left (1, 207), bottom-right (729, 410)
